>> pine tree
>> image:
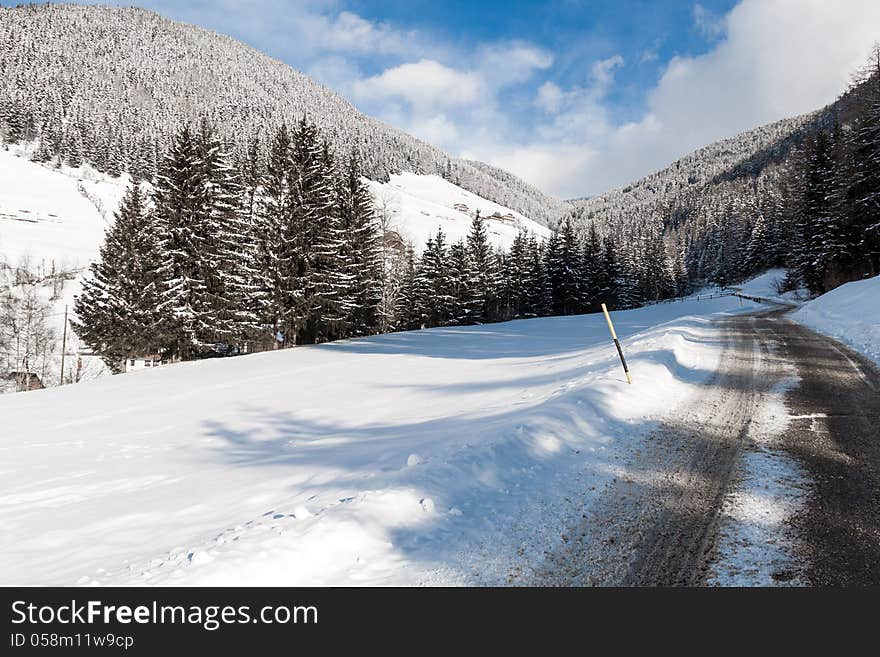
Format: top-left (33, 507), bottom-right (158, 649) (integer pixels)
top-left (552, 218), bottom-right (584, 315)
top-left (73, 181), bottom-right (164, 370)
top-left (417, 229), bottom-right (452, 327)
top-left (523, 235), bottom-right (548, 317)
top-left (293, 121), bottom-right (340, 344)
top-left (507, 231), bottom-right (530, 318)
top-left (394, 244), bottom-right (421, 330)
top-left (255, 124), bottom-right (299, 348)
top-left (794, 131), bottom-right (836, 293)
top-left (337, 154), bottom-right (382, 336)
top-left (844, 69), bottom-right (880, 277)
top-left (447, 240), bottom-right (473, 325)
top-left (152, 124), bottom-right (216, 360)
top-left (581, 222), bottom-right (605, 313)
top-left (196, 121), bottom-right (261, 351)
top-left (465, 211), bottom-right (497, 322)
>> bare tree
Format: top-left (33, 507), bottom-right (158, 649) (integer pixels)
top-left (0, 270), bottom-right (57, 392)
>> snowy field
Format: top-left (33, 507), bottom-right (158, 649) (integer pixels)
top-left (368, 172), bottom-right (549, 252)
top-left (0, 294), bottom-right (759, 585)
top-left (0, 148), bottom-right (124, 270)
top-left (792, 275), bottom-right (880, 366)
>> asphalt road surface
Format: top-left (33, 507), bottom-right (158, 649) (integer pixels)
top-left (532, 303), bottom-right (880, 586)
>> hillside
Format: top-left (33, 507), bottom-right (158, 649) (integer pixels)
top-left (566, 63), bottom-right (880, 293)
top-left (568, 113), bottom-right (814, 230)
top-left (0, 148), bottom-right (546, 270)
top-left (0, 3), bottom-right (565, 226)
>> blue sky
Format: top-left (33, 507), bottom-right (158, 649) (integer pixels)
top-left (14, 1), bottom-right (880, 197)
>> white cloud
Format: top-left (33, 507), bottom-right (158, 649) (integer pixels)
top-left (489, 0), bottom-right (880, 198)
top-left (591, 55), bottom-right (624, 89)
top-left (476, 42), bottom-right (553, 87)
top-left (142, 0), bottom-right (880, 199)
top-left (536, 81), bottom-right (564, 113)
top-left (530, 54), bottom-right (624, 142)
top-left (693, 4), bottom-right (726, 41)
top-left (353, 59), bottom-right (485, 109)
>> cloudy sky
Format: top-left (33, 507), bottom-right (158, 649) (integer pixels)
top-left (48, 0), bottom-right (880, 198)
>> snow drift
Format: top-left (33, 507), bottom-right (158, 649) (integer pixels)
top-left (792, 275), bottom-right (880, 365)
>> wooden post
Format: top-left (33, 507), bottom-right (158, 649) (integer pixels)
top-left (601, 303), bottom-right (632, 385)
top-left (60, 304), bottom-right (68, 385)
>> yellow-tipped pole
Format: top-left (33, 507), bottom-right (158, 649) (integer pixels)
top-left (601, 303), bottom-right (632, 385)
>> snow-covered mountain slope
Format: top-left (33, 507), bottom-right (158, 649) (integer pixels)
top-left (0, 147), bottom-right (541, 272)
top-left (791, 275), bottom-right (880, 365)
top-left (0, 3), bottom-right (565, 226)
top-left (0, 149), bottom-right (124, 270)
top-left (370, 173), bottom-right (550, 252)
top-left (568, 114), bottom-right (813, 228)
top-left (0, 294), bottom-right (761, 585)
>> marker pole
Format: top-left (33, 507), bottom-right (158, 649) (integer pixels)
top-left (601, 303), bottom-right (632, 385)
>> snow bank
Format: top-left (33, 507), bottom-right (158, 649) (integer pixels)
top-left (791, 275), bottom-right (880, 365)
top-left (0, 294), bottom-right (758, 585)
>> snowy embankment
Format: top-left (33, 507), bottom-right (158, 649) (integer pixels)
top-left (0, 295), bottom-right (758, 586)
top-left (0, 148), bottom-right (124, 269)
top-left (791, 275), bottom-right (880, 366)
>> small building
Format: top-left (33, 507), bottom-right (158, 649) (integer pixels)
top-left (125, 355), bottom-right (168, 372)
top-left (1, 372), bottom-right (45, 393)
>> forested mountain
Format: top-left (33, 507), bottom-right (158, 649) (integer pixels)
top-left (3, 3), bottom-right (878, 381)
top-left (0, 3), bottom-right (565, 225)
top-left (567, 57), bottom-right (880, 294)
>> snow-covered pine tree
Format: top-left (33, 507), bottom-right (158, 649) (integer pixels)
top-left (337, 154), bottom-right (383, 337)
top-left (393, 244), bottom-right (422, 331)
top-left (844, 61), bottom-right (880, 277)
top-left (465, 211), bottom-right (497, 323)
top-left (523, 234), bottom-right (549, 317)
top-left (552, 218), bottom-right (585, 315)
top-left (794, 130), bottom-right (836, 293)
top-left (292, 121), bottom-right (342, 344)
top-left (417, 229), bottom-right (452, 328)
top-left (73, 181), bottom-right (164, 370)
top-left (255, 124), bottom-right (299, 348)
top-left (196, 121), bottom-right (261, 351)
top-left (447, 240), bottom-right (473, 325)
top-left (601, 233), bottom-right (623, 310)
top-left (640, 227), bottom-right (674, 302)
top-left (507, 231), bottom-right (530, 318)
top-left (152, 124), bottom-right (217, 360)
top-left (581, 222), bottom-right (605, 312)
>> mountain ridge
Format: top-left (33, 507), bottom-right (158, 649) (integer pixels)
top-left (0, 3), bottom-right (566, 226)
